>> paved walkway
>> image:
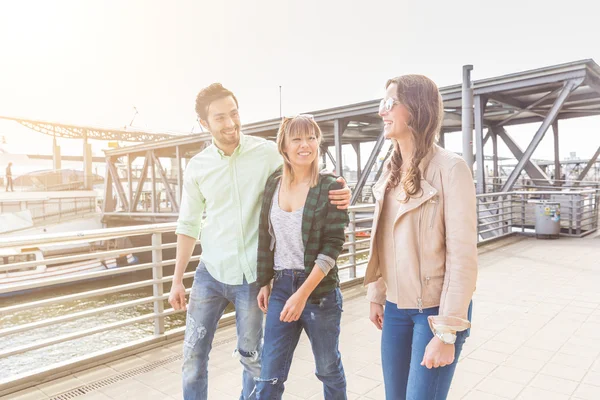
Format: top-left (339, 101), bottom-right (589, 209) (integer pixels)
top-left (5, 235), bottom-right (600, 399)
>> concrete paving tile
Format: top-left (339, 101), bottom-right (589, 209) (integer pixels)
top-left (503, 355), bottom-right (546, 373)
top-left (36, 375), bottom-right (85, 397)
top-left (516, 387), bottom-right (570, 400)
top-left (476, 376), bottom-right (525, 398)
top-left (529, 374), bottom-right (578, 396)
top-left (489, 365), bottom-right (535, 385)
top-left (541, 362), bottom-right (588, 382)
top-left (573, 383), bottom-right (600, 400)
top-left (345, 374), bottom-right (381, 396)
top-left (72, 365), bottom-right (119, 385)
top-left (2, 387), bottom-right (50, 400)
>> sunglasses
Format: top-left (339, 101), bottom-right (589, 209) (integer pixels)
top-left (282, 114), bottom-right (315, 121)
top-left (379, 98), bottom-right (400, 113)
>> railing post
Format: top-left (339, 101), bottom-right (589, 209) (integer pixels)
top-left (348, 209), bottom-right (357, 279)
top-left (151, 232), bottom-right (165, 335)
top-left (520, 193), bottom-right (525, 233)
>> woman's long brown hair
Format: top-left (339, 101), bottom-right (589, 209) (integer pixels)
top-left (386, 75), bottom-right (443, 200)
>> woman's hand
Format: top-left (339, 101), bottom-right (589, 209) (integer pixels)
top-left (369, 302), bottom-right (384, 330)
top-left (421, 336), bottom-right (455, 369)
top-left (280, 291), bottom-right (308, 322)
top-left (257, 285), bottom-right (271, 313)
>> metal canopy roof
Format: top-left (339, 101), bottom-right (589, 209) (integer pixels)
top-left (105, 59), bottom-right (600, 158)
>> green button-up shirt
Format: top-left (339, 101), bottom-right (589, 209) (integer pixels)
top-left (175, 133), bottom-right (282, 284)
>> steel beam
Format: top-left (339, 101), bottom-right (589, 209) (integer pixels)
top-left (106, 159), bottom-right (129, 211)
top-left (474, 95), bottom-right (486, 193)
top-left (501, 78), bottom-right (583, 192)
top-left (127, 154), bottom-right (133, 211)
top-left (577, 145), bottom-right (600, 181)
top-left (176, 145), bottom-right (183, 205)
top-left (496, 87), bottom-right (562, 127)
top-left (552, 121), bottom-right (561, 185)
top-left (132, 152), bottom-right (150, 212)
top-left (495, 127), bottom-right (551, 185)
top-left (150, 151), bottom-right (157, 213)
top-left (352, 143), bottom-right (362, 180)
top-left (151, 152), bottom-right (179, 212)
top-left (350, 132), bottom-right (386, 205)
top-left (102, 161), bottom-right (114, 213)
top-left (333, 119), bottom-right (349, 176)
top-left (326, 149), bottom-right (337, 169)
top-left (492, 130), bottom-right (499, 189)
top-left (462, 65), bottom-right (474, 172)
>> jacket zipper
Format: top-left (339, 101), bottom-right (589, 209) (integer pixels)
top-left (429, 197), bottom-right (438, 229)
top-left (417, 204), bottom-right (424, 313)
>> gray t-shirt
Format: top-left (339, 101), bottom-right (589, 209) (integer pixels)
top-left (271, 182), bottom-right (305, 271)
top-left (268, 181), bottom-right (335, 275)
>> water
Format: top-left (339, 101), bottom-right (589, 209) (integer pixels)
top-left (0, 273), bottom-right (193, 380)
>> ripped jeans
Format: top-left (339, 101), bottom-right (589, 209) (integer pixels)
top-left (182, 262), bottom-right (263, 400)
top-left (256, 269), bottom-right (346, 400)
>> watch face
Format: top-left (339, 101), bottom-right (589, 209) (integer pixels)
top-left (439, 332), bottom-right (456, 344)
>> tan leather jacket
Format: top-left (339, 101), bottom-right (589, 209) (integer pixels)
top-left (364, 145), bottom-right (478, 332)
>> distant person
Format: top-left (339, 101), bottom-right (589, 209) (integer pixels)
top-left (168, 83), bottom-right (351, 400)
top-left (364, 75), bottom-right (478, 399)
top-left (5, 162), bottom-right (14, 192)
top-left (255, 115), bottom-right (349, 399)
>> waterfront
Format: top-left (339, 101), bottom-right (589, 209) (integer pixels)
top-left (0, 273), bottom-right (190, 380)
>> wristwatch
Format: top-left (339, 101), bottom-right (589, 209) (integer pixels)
top-left (435, 331), bottom-right (457, 345)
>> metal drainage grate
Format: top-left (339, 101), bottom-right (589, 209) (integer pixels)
top-left (49, 353), bottom-right (182, 400)
top-left (49, 333), bottom-right (240, 400)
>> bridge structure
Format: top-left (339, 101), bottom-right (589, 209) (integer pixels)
top-left (0, 116), bottom-right (184, 190)
top-left (99, 59), bottom-right (600, 225)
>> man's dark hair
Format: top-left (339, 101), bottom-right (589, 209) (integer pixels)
top-left (195, 83), bottom-right (238, 121)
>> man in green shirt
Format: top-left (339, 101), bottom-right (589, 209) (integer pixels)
top-left (168, 83), bottom-right (351, 400)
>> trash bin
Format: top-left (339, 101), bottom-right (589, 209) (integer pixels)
top-left (535, 201), bottom-right (561, 239)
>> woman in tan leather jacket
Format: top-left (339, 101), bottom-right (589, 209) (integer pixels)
top-left (364, 74), bottom-right (478, 400)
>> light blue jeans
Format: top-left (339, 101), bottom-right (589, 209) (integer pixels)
top-left (380, 301), bottom-right (472, 400)
top-left (256, 269), bottom-right (347, 399)
top-left (182, 262), bottom-right (263, 400)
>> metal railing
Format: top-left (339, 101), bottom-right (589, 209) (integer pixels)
top-left (0, 189), bottom-right (598, 394)
top-left (0, 196), bottom-right (98, 235)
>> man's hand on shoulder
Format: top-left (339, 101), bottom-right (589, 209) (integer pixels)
top-left (328, 176), bottom-right (351, 210)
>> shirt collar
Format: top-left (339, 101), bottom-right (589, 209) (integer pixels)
top-left (213, 132), bottom-right (246, 158)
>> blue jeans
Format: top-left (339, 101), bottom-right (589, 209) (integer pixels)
top-left (182, 262), bottom-right (263, 400)
top-left (256, 269), bottom-right (347, 400)
top-left (381, 301), bottom-right (472, 400)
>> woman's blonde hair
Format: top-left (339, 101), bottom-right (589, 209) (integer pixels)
top-left (386, 75), bottom-right (443, 200)
top-left (276, 115), bottom-right (322, 188)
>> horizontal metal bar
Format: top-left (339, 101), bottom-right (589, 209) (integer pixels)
top-left (0, 266), bottom-right (198, 316)
top-left (0, 223), bottom-right (179, 250)
top-left (0, 245), bottom-right (156, 273)
top-left (0, 288), bottom-right (191, 338)
top-left (0, 308), bottom-right (180, 359)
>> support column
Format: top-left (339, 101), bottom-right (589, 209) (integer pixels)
top-left (127, 154), bottom-right (133, 212)
top-left (438, 131), bottom-right (445, 148)
top-left (352, 143), bottom-right (361, 182)
top-left (151, 151), bottom-right (157, 213)
top-left (474, 95), bottom-right (486, 194)
top-left (553, 121), bottom-right (561, 185)
top-left (83, 133), bottom-right (92, 190)
top-left (334, 119), bottom-right (344, 177)
top-left (492, 129), bottom-right (499, 190)
top-left (462, 65), bottom-right (474, 173)
top-left (176, 146), bottom-right (183, 205)
top-left (52, 137), bottom-right (61, 170)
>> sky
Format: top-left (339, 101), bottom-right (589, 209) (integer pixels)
top-left (0, 0), bottom-right (599, 175)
